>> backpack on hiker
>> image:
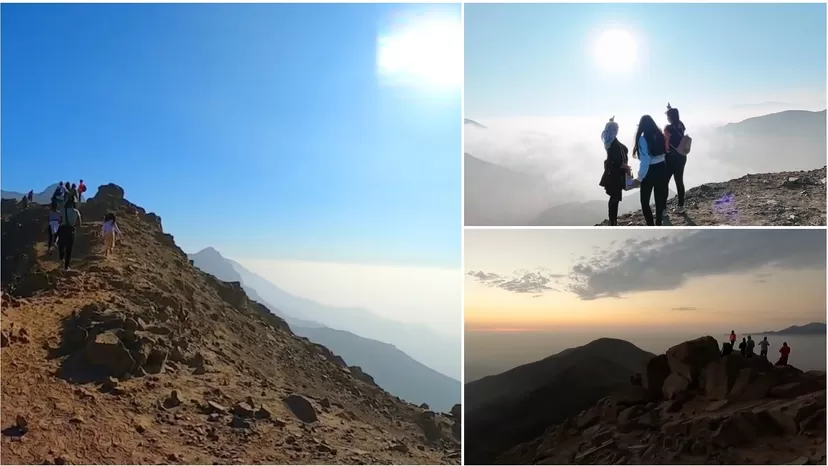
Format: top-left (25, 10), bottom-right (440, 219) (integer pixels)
top-left (52, 186), bottom-right (64, 204)
top-left (673, 131), bottom-right (692, 156)
top-left (64, 189), bottom-right (78, 208)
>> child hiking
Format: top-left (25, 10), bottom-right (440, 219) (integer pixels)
top-left (101, 213), bottom-right (122, 257)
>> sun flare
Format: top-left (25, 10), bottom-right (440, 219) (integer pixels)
top-left (592, 29), bottom-right (638, 75)
top-left (377, 15), bottom-right (462, 90)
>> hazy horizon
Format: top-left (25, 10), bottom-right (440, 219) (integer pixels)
top-left (466, 331), bottom-right (827, 383)
top-left (465, 229), bottom-right (827, 380)
top-left (235, 256), bottom-right (460, 338)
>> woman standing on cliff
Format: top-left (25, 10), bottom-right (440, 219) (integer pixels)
top-left (664, 103), bottom-right (688, 214)
top-left (629, 115), bottom-right (669, 226)
top-left (599, 117), bottom-right (631, 226)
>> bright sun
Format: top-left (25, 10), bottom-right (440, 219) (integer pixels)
top-left (593, 29), bottom-right (638, 75)
top-left (376, 16), bottom-right (462, 90)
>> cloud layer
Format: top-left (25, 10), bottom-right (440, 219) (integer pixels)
top-left (468, 230), bottom-right (826, 300)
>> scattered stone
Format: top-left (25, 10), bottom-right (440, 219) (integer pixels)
top-left (320, 397), bottom-right (331, 409)
top-left (163, 390), bottom-right (183, 409)
top-left (1, 331), bottom-right (9, 348)
top-left (283, 394), bottom-right (318, 423)
top-left (254, 405), bottom-right (272, 420)
top-left (419, 403), bottom-right (430, 410)
top-left (390, 442), bottom-right (409, 453)
top-left (81, 331), bottom-right (135, 378)
top-left (229, 416), bottom-right (251, 429)
top-left (204, 401), bottom-right (227, 414)
top-left (232, 402), bottom-right (256, 418)
top-left (317, 444), bottom-right (337, 455)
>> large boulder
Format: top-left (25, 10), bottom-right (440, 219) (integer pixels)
top-left (703, 353), bottom-right (773, 400)
top-left (643, 354), bottom-right (671, 399)
top-left (81, 331), bottom-right (135, 378)
top-left (665, 336), bottom-right (721, 385)
top-left (662, 373), bottom-right (690, 400)
top-left (282, 394), bottom-right (318, 423)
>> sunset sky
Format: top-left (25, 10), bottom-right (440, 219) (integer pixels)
top-left (465, 229), bottom-right (826, 334)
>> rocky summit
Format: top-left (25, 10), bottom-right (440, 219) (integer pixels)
top-left (0, 184), bottom-right (460, 465)
top-left (597, 166), bottom-right (827, 226)
top-left (497, 336), bottom-right (826, 465)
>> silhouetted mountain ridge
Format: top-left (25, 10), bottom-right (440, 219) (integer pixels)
top-left (464, 338), bottom-right (654, 464)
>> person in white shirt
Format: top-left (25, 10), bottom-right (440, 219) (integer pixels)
top-left (758, 336), bottom-right (771, 359)
top-left (629, 115), bottom-right (669, 226)
top-left (101, 213), bottom-right (123, 257)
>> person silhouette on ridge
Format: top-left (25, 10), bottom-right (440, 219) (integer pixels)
top-left (776, 342), bottom-right (791, 366)
top-left (758, 336), bottom-right (770, 359)
top-left (738, 337), bottom-right (747, 356)
top-left (78, 179), bottom-right (87, 203)
top-left (729, 330), bottom-right (737, 348)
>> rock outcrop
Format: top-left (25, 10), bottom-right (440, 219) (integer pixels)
top-left (597, 166), bottom-right (827, 226)
top-left (0, 184), bottom-right (460, 465)
top-left (496, 336), bottom-right (826, 465)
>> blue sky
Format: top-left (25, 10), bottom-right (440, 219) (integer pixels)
top-left (2, 3), bottom-right (461, 268)
top-left (465, 3), bottom-right (827, 118)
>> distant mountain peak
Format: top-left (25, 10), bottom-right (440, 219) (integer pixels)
top-left (464, 118), bottom-right (487, 129)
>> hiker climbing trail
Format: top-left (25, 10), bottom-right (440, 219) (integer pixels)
top-left (1, 184), bottom-right (460, 465)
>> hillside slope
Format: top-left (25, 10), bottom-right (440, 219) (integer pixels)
top-left (464, 339), bottom-right (654, 464)
top-left (497, 336), bottom-right (826, 465)
top-left (597, 167), bottom-right (826, 226)
top-left (0, 185), bottom-right (460, 465)
top-left (190, 248), bottom-right (461, 412)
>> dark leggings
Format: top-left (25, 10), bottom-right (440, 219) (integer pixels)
top-left (640, 161), bottom-right (669, 226)
top-left (47, 225), bottom-right (56, 248)
top-left (58, 226), bottom-right (76, 269)
top-left (608, 200), bottom-right (619, 226)
top-left (666, 153), bottom-right (687, 207)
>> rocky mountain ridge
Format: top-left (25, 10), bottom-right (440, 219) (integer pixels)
top-left (598, 167), bottom-right (827, 226)
top-left (496, 336), bottom-right (826, 465)
top-left (0, 185), bottom-right (460, 464)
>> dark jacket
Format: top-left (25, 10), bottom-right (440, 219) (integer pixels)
top-left (599, 138), bottom-right (629, 194)
top-left (664, 121), bottom-right (686, 156)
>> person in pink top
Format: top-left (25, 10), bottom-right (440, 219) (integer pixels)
top-left (101, 212), bottom-right (123, 257)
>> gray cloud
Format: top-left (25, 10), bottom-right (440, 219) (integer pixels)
top-left (467, 270), bottom-right (559, 294)
top-left (567, 230), bottom-right (825, 300)
top-left (672, 306), bottom-right (699, 311)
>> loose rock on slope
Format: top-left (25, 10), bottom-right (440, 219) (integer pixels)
top-left (597, 167), bottom-right (827, 226)
top-left (0, 185), bottom-right (459, 465)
